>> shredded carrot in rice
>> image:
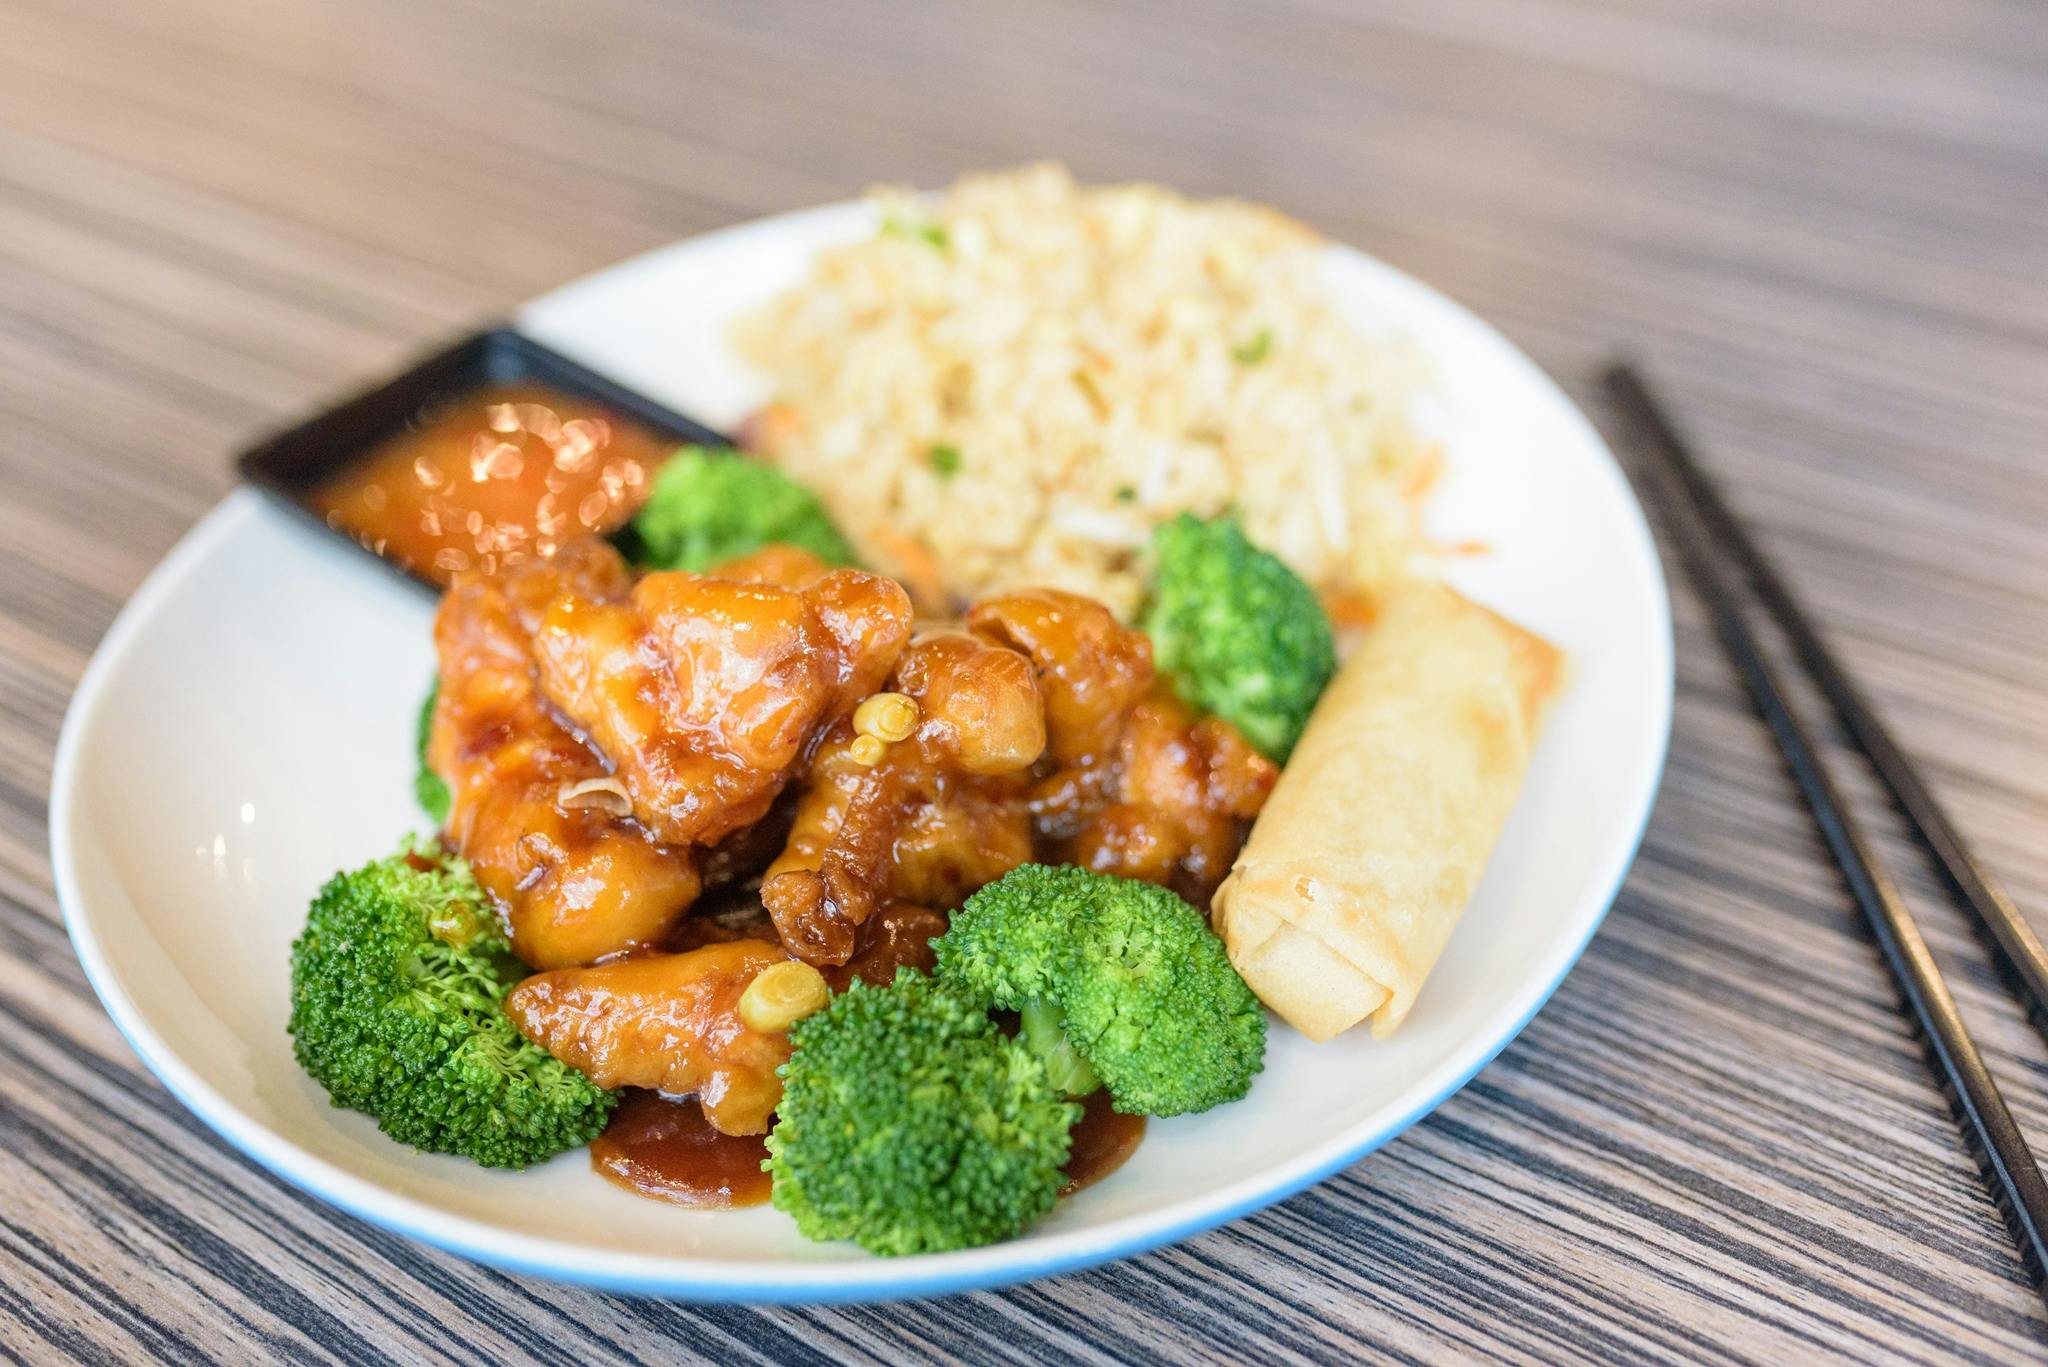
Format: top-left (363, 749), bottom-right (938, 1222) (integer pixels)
top-left (872, 529), bottom-right (951, 615)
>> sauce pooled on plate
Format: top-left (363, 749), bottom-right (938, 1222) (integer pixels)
top-left (591, 1092), bottom-right (772, 1208)
top-left (590, 1085), bottom-right (1146, 1208)
top-left (1060, 1090), bottom-right (1146, 1196)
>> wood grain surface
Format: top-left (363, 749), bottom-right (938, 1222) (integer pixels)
top-left (2, 0), bottom-right (2045, 1361)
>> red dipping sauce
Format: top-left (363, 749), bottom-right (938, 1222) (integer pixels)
top-left (305, 383), bottom-right (673, 586)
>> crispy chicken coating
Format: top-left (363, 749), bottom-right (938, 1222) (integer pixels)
top-left (1045, 686), bottom-right (1279, 905)
top-left (894, 630), bottom-right (1049, 774)
top-left (967, 589), bottom-right (1154, 765)
top-left (504, 940), bottom-right (794, 1136)
top-left (830, 901), bottom-right (950, 990)
top-left (759, 728), bottom-right (904, 965)
top-left (970, 587), bottom-right (1274, 902)
top-left (761, 631), bottom-right (1044, 965)
top-left (707, 542), bottom-right (836, 590)
top-left (429, 540), bottom-right (700, 970)
top-left (529, 565), bottom-right (913, 849)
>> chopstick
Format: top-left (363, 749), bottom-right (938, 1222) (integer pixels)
top-left (1605, 366), bottom-right (2048, 1020)
top-left (1602, 362), bottom-right (2048, 1286)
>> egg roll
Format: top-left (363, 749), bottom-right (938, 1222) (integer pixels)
top-left (1211, 581), bottom-right (1563, 1041)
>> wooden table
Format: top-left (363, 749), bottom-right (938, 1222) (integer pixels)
top-left (3, 0), bottom-right (2044, 1360)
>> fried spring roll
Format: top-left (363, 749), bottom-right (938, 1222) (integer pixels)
top-left (1211, 581), bottom-right (1563, 1041)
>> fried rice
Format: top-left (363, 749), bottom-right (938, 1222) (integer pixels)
top-left (734, 164), bottom-right (1435, 619)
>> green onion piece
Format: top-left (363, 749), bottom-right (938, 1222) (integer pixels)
top-left (1231, 329), bottom-right (1273, 365)
top-left (882, 216), bottom-right (950, 251)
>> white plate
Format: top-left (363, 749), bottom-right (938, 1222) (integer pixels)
top-left (50, 201), bottom-right (1671, 1303)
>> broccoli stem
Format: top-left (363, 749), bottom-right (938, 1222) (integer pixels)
top-left (1020, 998), bottom-right (1101, 1099)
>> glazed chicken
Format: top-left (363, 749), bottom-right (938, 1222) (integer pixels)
top-left (705, 542), bottom-right (837, 590)
top-left (435, 540), bottom-right (1274, 1137)
top-left (663, 896), bottom-right (951, 994)
top-left (430, 538), bottom-right (908, 968)
top-left (755, 588), bottom-right (1274, 964)
top-left (505, 941), bottom-right (793, 1135)
top-left (967, 589), bottom-right (1153, 765)
top-left (761, 630), bottom-right (1046, 965)
top-left (529, 566), bottom-right (912, 849)
top-left (1040, 686), bottom-right (1277, 904)
top-left (970, 589), bottom-right (1279, 904)
top-left (429, 541), bottom-right (700, 969)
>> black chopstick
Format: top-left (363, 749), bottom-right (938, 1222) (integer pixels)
top-left (1602, 362), bottom-right (2048, 1287)
top-left (1605, 365), bottom-right (2048, 1021)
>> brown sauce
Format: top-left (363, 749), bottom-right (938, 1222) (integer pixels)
top-left (308, 383), bottom-right (675, 585)
top-left (827, 901), bottom-right (948, 990)
top-left (589, 1090), bottom-right (771, 1208)
top-left (653, 896), bottom-right (947, 990)
top-left (1060, 1088), bottom-right (1146, 1196)
top-left (593, 1072), bottom-right (1140, 1210)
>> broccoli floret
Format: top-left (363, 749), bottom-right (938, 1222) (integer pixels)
top-left (1019, 997), bottom-right (1100, 1098)
top-left (288, 840), bottom-right (615, 1167)
top-left (415, 677), bottom-right (450, 827)
top-left (925, 863), bottom-right (1077, 1006)
top-left (630, 446), bottom-right (856, 572)
top-left (764, 971), bottom-right (1079, 1256)
top-left (1140, 512), bottom-right (1335, 761)
top-left (937, 865), bottom-right (1266, 1118)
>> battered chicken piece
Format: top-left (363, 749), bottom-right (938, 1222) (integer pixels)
top-left (658, 890), bottom-right (945, 991)
top-left (894, 630), bottom-right (1048, 774)
top-left (430, 541), bottom-right (700, 970)
top-left (529, 566), bottom-right (913, 849)
top-left (504, 940), bottom-right (793, 1136)
top-left (759, 730), bottom-right (905, 964)
top-left (829, 901), bottom-right (950, 990)
top-left (973, 588), bottom-right (1275, 903)
top-left (967, 589), bottom-right (1154, 764)
top-left (1049, 686), bottom-right (1279, 904)
top-left (888, 780), bottom-right (1037, 909)
top-left (761, 631), bottom-right (1044, 964)
top-left (708, 542), bottom-right (835, 589)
